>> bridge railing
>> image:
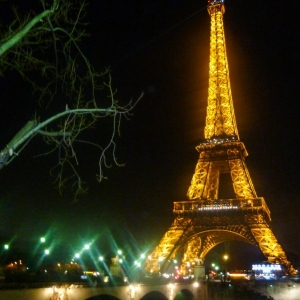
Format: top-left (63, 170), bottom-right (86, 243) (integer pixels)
top-left (173, 198), bottom-right (271, 220)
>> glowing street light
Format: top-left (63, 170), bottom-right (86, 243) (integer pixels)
top-left (45, 249), bottom-right (50, 255)
top-left (223, 254), bottom-right (229, 261)
top-left (4, 244), bottom-right (9, 250)
top-left (75, 253), bottom-right (80, 258)
top-left (40, 237), bottom-right (46, 243)
top-left (134, 261), bottom-right (141, 267)
top-left (193, 281), bottom-right (199, 298)
top-left (84, 244), bottom-right (90, 250)
top-left (168, 283), bottom-right (175, 299)
top-left (99, 256), bottom-right (104, 261)
top-left (128, 284), bottom-right (139, 299)
top-left (223, 254), bottom-right (229, 279)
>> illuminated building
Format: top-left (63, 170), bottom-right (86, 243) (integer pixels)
top-left (252, 264), bottom-right (282, 280)
top-left (145, 0), bottom-right (295, 275)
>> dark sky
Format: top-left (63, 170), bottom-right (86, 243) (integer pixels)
top-left (1, 0), bottom-right (300, 270)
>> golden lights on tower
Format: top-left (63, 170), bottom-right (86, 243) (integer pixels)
top-left (206, 2), bottom-right (238, 140)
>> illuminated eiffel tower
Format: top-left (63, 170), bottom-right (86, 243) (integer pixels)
top-left (145, 0), bottom-right (295, 275)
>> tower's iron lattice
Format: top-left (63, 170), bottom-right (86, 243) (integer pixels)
top-left (145, 0), bottom-right (295, 275)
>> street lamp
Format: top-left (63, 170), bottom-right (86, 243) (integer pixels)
top-left (134, 261), bottom-right (141, 267)
top-left (168, 283), bottom-right (175, 299)
top-left (128, 284), bottom-right (139, 299)
top-left (223, 254), bottom-right (229, 281)
top-left (158, 257), bottom-right (163, 272)
top-left (193, 281), bottom-right (199, 298)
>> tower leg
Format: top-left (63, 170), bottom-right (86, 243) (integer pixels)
top-left (250, 226), bottom-right (296, 274)
top-left (145, 219), bottom-right (187, 273)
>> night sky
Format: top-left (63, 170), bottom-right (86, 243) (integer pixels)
top-left (1, 0), bottom-right (300, 270)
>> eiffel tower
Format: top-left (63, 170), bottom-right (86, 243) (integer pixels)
top-left (145, 0), bottom-right (295, 275)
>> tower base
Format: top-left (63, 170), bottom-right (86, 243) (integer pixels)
top-left (194, 265), bottom-right (206, 281)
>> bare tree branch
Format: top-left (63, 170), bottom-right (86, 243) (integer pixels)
top-left (0, 9), bottom-right (52, 57)
top-left (0, 0), bottom-right (142, 199)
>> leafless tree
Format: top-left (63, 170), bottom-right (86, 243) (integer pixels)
top-left (0, 0), bottom-right (142, 199)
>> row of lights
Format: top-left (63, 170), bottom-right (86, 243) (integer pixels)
top-left (3, 238), bottom-right (51, 255)
top-left (3, 238), bottom-right (230, 275)
top-left (3, 238), bottom-right (132, 261)
top-left (3, 240), bottom-right (149, 270)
